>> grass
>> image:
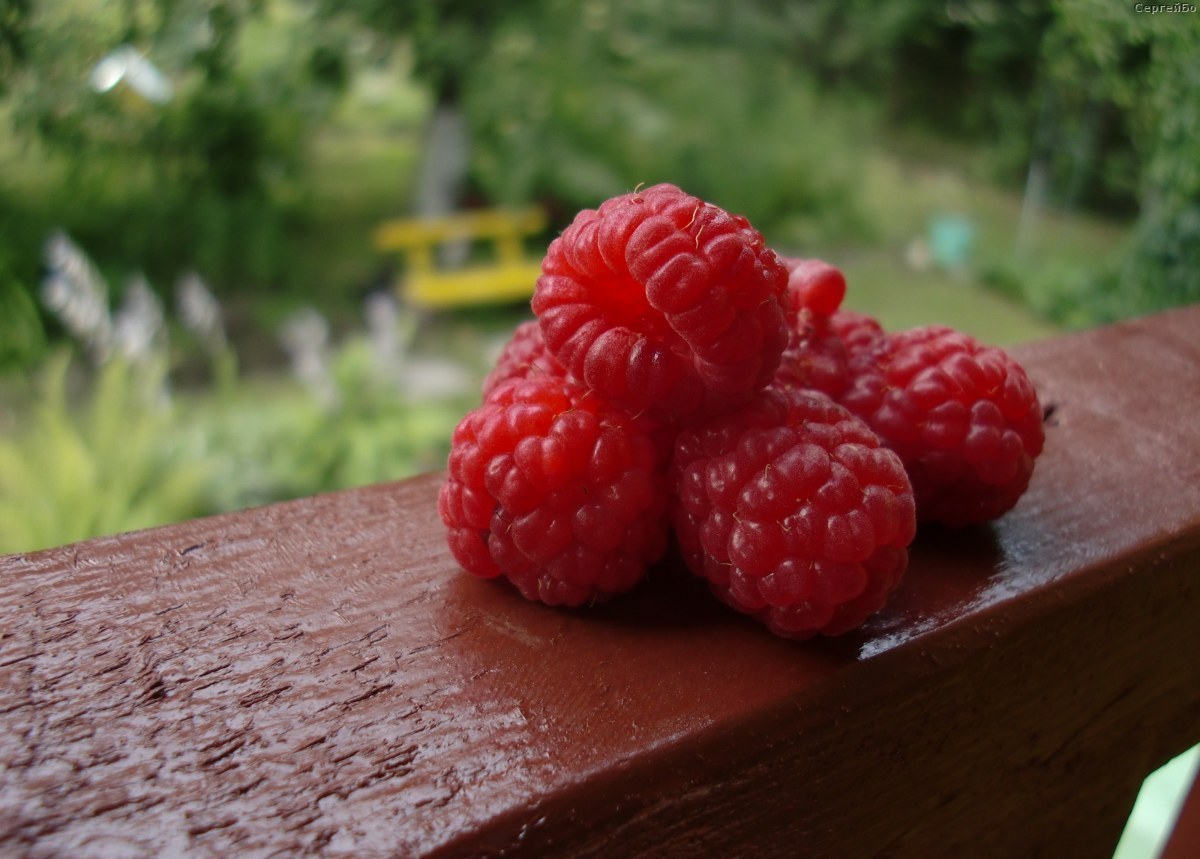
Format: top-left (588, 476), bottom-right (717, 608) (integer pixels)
top-left (288, 129), bottom-right (423, 303)
top-left (288, 60), bottom-right (432, 307)
top-left (834, 253), bottom-right (1059, 346)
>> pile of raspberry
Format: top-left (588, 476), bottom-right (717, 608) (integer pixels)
top-left (439, 184), bottom-right (1045, 639)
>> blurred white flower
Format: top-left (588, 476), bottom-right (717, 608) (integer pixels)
top-left (279, 308), bottom-right (337, 409)
top-left (363, 290), bottom-right (416, 389)
top-left (176, 272), bottom-right (228, 352)
top-left (399, 356), bottom-right (474, 400)
top-left (112, 275), bottom-right (167, 365)
top-left (41, 231), bottom-right (113, 363)
top-left (90, 45), bottom-right (173, 105)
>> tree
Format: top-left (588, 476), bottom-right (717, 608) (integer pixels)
top-left (0, 0), bottom-right (32, 96)
top-left (315, 0), bottom-right (542, 235)
top-left (320, 0), bottom-right (869, 240)
top-left (1035, 0), bottom-right (1200, 317)
top-left (2, 0), bottom-right (346, 292)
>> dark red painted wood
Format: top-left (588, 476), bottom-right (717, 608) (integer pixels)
top-left (1162, 765), bottom-right (1200, 859)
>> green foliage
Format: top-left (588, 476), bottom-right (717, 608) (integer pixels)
top-left (749, 1), bottom-right (1051, 168)
top-left (0, 254), bottom-right (45, 370)
top-left (316, 0), bottom-right (532, 102)
top-left (1, 0), bottom-right (345, 298)
top-left (785, 0), bottom-right (1199, 324)
top-left (1007, 2), bottom-right (1200, 322)
top-left (1033, 0), bottom-right (1199, 208)
top-left (5, 0), bottom-right (1190, 355)
top-left (195, 337), bottom-right (467, 514)
top-left (0, 352), bottom-right (212, 553)
top-left (0, 326), bottom-right (471, 555)
top-left (1116, 200), bottom-right (1200, 320)
top-left (0, 0), bottom-right (31, 96)
top-left (464, 0), bottom-right (872, 240)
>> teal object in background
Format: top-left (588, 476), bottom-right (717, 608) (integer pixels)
top-left (929, 214), bottom-right (976, 270)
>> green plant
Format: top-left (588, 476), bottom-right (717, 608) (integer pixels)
top-left (176, 325), bottom-right (472, 516)
top-left (0, 254), bottom-right (44, 371)
top-left (0, 352), bottom-right (214, 554)
top-left (0, 228), bottom-right (478, 553)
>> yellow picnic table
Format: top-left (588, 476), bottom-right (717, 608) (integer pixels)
top-left (373, 207), bottom-right (547, 309)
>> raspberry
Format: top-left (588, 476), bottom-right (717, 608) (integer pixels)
top-left (782, 256), bottom-right (847, 320)
top-left (671, 387), bottom-right (916, 639)
top-left (830, 309), bottom-right (887, 355)
top-left (837, 326), bottom-right (1045, 526)
top-left (775, 321), bottom-right (851, 400)
top-left (776, 306), bottom-right (889, 400)
top-left (439, 376), bottom-right (670, 606)
top-left (532, 183), bottom-right (789, 424)
top-left (482, 319), bottom-right (567, 399)
top-left (775, 260), bottom-right (871, 400)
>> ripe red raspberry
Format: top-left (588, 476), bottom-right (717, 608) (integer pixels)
top-left (782, 256), bottom-right (847, 320)
top-left (829, 309), bottom-right (887, 355)
top-left (775, 320), bottom-right (851, 400)
top-left (671, 387), bottom-right (916, 639)
top-left (837, 326), bottom-right (1045, 526)
top-left (532, 183), bottom-right (789, 424)
top-left (439, 376), bottom-right (670, 606)
top-left (482, 319), bottom-right (567, 399)
top-left (775, 259), bottom-right (870, 400)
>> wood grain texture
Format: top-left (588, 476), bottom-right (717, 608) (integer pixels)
top-left (2, 305), bottom-right (1199, 858)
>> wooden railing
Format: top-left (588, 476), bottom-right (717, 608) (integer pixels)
top-left (2, 305), bottom-right (1199, 857)
top-left (373, 207), bottom-right (546, 309)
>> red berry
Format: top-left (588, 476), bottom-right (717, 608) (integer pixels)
top-left (775, 261), bottom-right (871, 400)
top-left (781, 256), bottom-right (847, 319)
top-left (439, 376), bottom-right (670, 606)
top-left (837, 326), bottom-right (1045, 526)
top-left (482, 319), bottom-right (567, 399)
top-left (671, 387), bottom-right (916, 639)
top-left (829, 309), bottom-right (887, 355)
top-left (532, 183), bottom-right (789, 424)
top-left (775, 321), bottom-right (852, 400)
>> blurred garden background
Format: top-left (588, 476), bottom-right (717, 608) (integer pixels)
top-left (1, 0), bottom-right (1198, 556)
top-left (2, 3), bottom-right (1198, 851)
